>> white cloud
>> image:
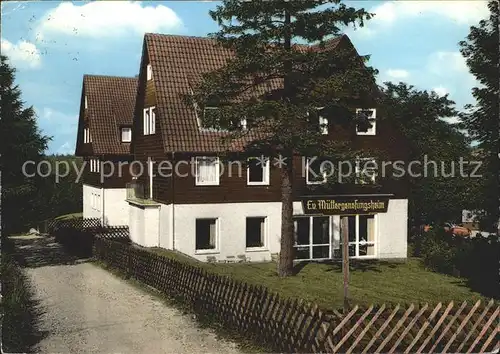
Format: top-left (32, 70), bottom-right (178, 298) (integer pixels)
top-left (386, 69), bottom-right (410, 79)
top-left (1, 38), bottom-right (41, 69)
top-left (427, 51), bottom-right (469, 75)
top-left (38, 1), bottom-right (183, 38)
top-left (433, 86), bottom-right (448, 96)
top-left (350, 1), bottom-right (489, 39)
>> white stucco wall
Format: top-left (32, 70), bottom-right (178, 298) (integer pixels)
top-left (83, 184), bottom-right (102, 220)
top-left (170, 199), bottom-right (407, 262)
top-left (173, 202), bottom-right (283, 262)
top-left (128, 201), bottom-right (160, 247)
top-left (377, 199), bottom-right (408, 259)
top-left (102, 188), bottom-right (128, 226)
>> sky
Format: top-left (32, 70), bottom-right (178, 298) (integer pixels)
top-left (1, 0), bottom-right (488, 155)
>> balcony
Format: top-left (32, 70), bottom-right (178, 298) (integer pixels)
top-left (126, 182), bottom-right (159, 206)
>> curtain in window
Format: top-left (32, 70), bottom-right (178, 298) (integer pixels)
top-left (367, 216), bottom-right (375, 242)
top-left (209, 220), bottom-right (216, 248)
top-left (197, 158), bottom-right (216, 183)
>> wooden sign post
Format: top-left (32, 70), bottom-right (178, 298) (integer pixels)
top-left (341, 216), bottom-right (349, 312)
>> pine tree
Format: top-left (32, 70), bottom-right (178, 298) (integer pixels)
top-left (0, 55), bottom-right (50, 234)
top-left (459, 1), bottom-right (500, 233)
top-left (190, 0), bottom-right (378, 276)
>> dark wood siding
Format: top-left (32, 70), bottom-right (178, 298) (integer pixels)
top-left (82, 155), bottom-right (134, 188)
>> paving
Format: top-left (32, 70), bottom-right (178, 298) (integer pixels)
top-left (10, 235), bottom-right (242, 354)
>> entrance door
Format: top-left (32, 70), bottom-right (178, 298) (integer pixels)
top-left (339, 215), bottom-right (377, 258)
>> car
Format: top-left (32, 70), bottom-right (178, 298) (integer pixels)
top-left (444, 222), bottom-right (471, 237)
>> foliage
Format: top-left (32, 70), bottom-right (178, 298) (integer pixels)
top-left (1, 247), bottom-right (42, 352)
top-left (380, 82), bottom-right (478, 225)
top-left (191, 0), bottom-right (378, 276)
top-left (33, 154), bottom-right (83, 224)
top-left (458, 1), bottom-right (500, 232)
top-left (0, 55), bottom-right (51, 234)
top-left (411, 229), bottom-right (499, 298)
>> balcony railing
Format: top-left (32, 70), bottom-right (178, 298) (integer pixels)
top-left (126, 182), bottom-right (158, 205)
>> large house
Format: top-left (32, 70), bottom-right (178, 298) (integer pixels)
top-left (75, 75), bottom-right (137, 226)
top-left (76, 33), bottom-right (410, 262)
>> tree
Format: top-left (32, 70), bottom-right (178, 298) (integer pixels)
top-left (380, 82), bottom-right (478, 226)
top-left (459, 1), bottom-right (500, 233)
top-left (0, 55), bottom-right (50, 234)
top-left (190, 0), bottom-right (378, 276)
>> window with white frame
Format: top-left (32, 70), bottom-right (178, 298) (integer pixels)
top-left (294, 216), bottom-right (331, 260)
top-left (247, 156), bottom-right (270, 185)
top-left (121, 127), bottom-right (132, 142)
top-left (240, 118), bottom-right (247, 130)
top-left (355, 158), bottom-right (377, 185)
top-left (146, 64), bottom-right (153, 81)
top-left (246, 217), bottom-right (266, 249)
top-left (306, 157), bottom-right (328, 185)
top-left (90, 158), bottom-right (100, 173)
top-left (195, 218), bottom-right (218, 251)
top-left (338, 215), bottom-right (376, 258)
top-left (143, 107), bottom-right (155, 135)
top-left (84, 128), bottom-right (91, 143)
top-left (355, 108), bottom-right (376, 135)
top-left (195, 156), bottom-right (220, 186)
top-left (319, 114), bottom-right (328, 135)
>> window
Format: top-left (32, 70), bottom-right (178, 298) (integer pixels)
top-left (85, 96), bottom-right (88, 109)
top-left (121, 127), bottom-right (132, 142)
top-left (247, 157), bottom-right (270, 185)
top-left (319, 115), bottom-right (328, 135)
top-left (240, 118), bottom-right (247, 130)
top-left (146, 64), bottom-right (153, 81)
top-left (246, 217), bottom-right (266, 249)
top-left (306, 157), bottom-right (328, 185)
top-left (196, 218), bottom-right (218, 251)
top-left (339, 215), bottom-right (376, 258)
top-left (195, 156), bottom-right (220, 186)
top-left (90, 158), bottom-right (100, 173)
top-left (356, 108), bottom-right (376, 135)
top-left (84, 128), bottom-right (91, 143)
top-left (294, 216), bottom-right (331, 260)
top-left (143, 107), bottom-right (155, 135)
top-left (355, 158), bottom-right (377, 185)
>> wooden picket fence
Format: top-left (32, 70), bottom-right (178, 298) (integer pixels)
top-left (93, 237), bottom-right (499, 353)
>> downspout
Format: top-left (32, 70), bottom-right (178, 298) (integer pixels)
top-left (171, 151), bottom-right (175, 250)
top-left (101, 155), bottom-right (105, 226)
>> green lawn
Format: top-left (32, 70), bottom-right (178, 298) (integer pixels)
top-left (54, 212), bottom-right (83, 220)
top-left (148, 248), bottom-right (490, 310)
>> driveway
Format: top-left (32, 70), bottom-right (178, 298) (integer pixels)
top-left (9, 235), bottom-right (243, 354)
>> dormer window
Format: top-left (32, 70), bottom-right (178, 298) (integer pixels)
top-left (319, 115), bottom-right (328, 135)
top-left (146, 64), bottom-right (153, 81)
top-left (121, 127), bottom-right (132, 142)
top-left (240, 118), bottom-right (247, 130)
top-left (85, 96), bottom-right (88, 109)
top-left (143, 107), bottom-right (155, 135)
top-left (356, 108), bottom-right (376, 136)
top-left (84, 127), bottom-right (91, 143)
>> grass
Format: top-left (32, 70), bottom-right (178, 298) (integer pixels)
top-left (54, 212), bottom-right (83, 220)
top-left (149, 247), bottom-right (490, 310)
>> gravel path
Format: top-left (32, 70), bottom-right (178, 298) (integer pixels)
top-left (12, 235), bottom-right (243, 354)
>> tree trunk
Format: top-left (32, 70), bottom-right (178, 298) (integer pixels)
top-left (278, 155), bottom-right (295, 277)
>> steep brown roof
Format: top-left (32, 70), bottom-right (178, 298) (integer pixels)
top-left (144, 33), bottom-right (346, 153)
top-left (84, 75), bottom-right (137, 155)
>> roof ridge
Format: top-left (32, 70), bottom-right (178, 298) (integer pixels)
top-left (145, 32), bottom-right (214, 40)
top-left (83, 74), bottom-right (137, 80)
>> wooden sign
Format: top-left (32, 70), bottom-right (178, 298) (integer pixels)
top-left (301, 196), bottom-right (390, 215)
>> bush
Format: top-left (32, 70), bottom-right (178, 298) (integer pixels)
top-left (0, 253), bottom-right (41, 352)
top-left (409, 229), bottom-right (499, 298)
